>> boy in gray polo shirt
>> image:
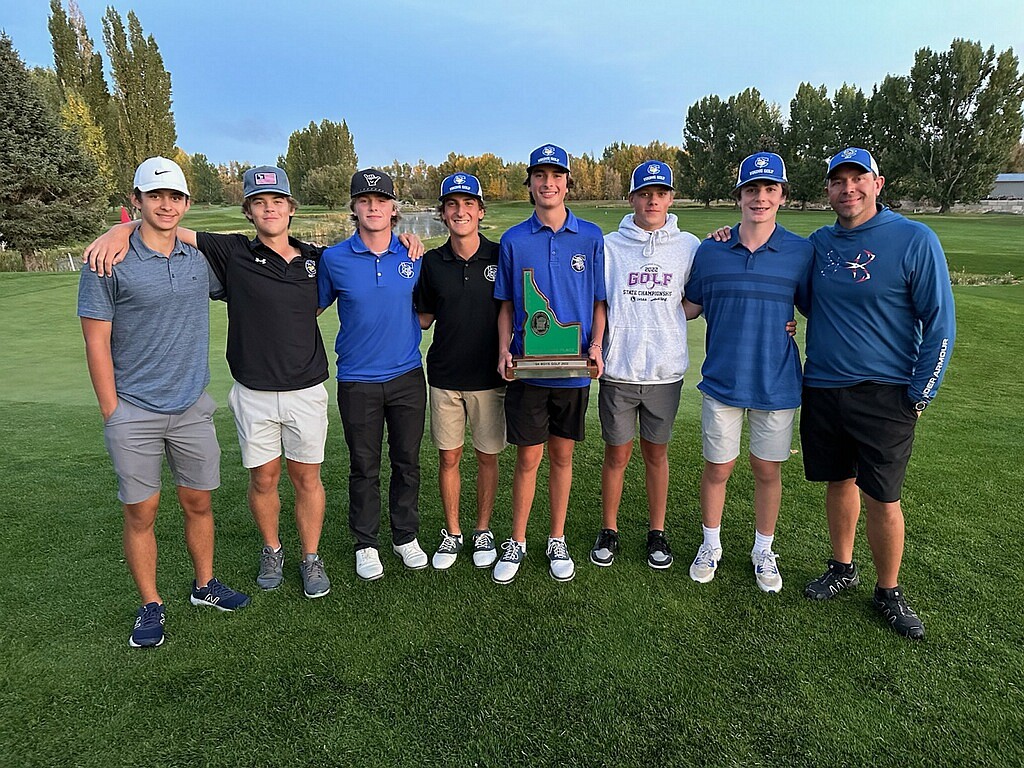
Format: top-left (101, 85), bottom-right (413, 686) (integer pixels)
top-left (78, 157), bottom-right (249, 649)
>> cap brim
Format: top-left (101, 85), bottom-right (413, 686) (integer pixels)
top-left (136, 181), bottom-right (189, 195)
top-left (352, 188), bottom-right (397, 200)
top-left (631, 182), bottom-right (674, 192)
top-left (827, 161), bottom-right (875, 178)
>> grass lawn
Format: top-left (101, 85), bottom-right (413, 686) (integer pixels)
top-left (1, 215), bottom-right (1022, 766)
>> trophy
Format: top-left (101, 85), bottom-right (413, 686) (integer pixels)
top-left (509, 268), bottom-right (598, 380)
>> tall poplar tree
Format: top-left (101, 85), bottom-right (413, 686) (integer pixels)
top-left (102, 7), bottom-right (177, 196)
top-left (783, 83), bottom-right (833, 205)
top-left (0, 35), bottom-right (104, 270)
top-left (680, 95), bottom-right (734, 206)
top-left (280, 119), bottom-right (357, 201)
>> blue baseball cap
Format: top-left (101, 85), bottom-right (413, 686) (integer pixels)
top-left (439, 172), bottom-right (484, 201)
top-left (827, 147), bottom-right (880, 177)
top-left (630, 160), bottom-right (674, 193)
top-left (527, 144), bottom-right (570, 173)
top-left (734, 152), bottom-right (788, 190)
top-left (243, 165), bottom-right (291, 198)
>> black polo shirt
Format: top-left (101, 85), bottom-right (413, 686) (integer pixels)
top-left (197, 232), bottom-right (329, 392)
top-left (414, 235), bottom-right (504, 391)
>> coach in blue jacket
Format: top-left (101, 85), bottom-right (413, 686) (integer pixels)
top-left (800, 148), bottom-right (956, 641)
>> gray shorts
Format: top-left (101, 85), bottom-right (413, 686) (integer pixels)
top-left (598, 379), bottom-right (683, 446)
top-left (103, 392), bottom-right (221, 504)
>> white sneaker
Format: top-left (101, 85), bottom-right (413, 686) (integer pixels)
top-left (546, 537), bottom-right (575, 582)
top-left (492, 539), bottom-right (525, 584)
top-left (393, 539), bottom-right (429, 570)
top-left (431, 529), bottom-right (463, 570)
top-left (471, 529), bottom-right (498, 568)
top-left (752, 549), bottom-right (783, 593)
top-left (689, 543), bottom-right (722, 583)
top-left (355, 547), bottom-right (384, 581)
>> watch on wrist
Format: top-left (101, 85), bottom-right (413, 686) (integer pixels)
top-left (913, 400), bottom-right (929, 413)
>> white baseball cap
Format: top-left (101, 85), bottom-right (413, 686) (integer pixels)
top-left (133, 156), bottom-right (190, 196)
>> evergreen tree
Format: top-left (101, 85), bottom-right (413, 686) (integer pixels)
top-left (730, 88), bottom-right (783, 157)
top-left (0, 35), bottom-right (105, 270)
top-left (831, 84), bottom-right (869, 151)
top-left (189, 152), bottom-right (223, 204)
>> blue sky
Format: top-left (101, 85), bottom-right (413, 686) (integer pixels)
top-left (4, 1), bottom-right (1023, 168)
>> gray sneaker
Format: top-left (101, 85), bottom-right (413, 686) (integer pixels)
top-left (257, 546), bottom-right (284, 590)
top-left (300, 553), bottom-right (331, 598)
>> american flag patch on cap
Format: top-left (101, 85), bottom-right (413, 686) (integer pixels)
top-left (254, 172), bottom-right (278, 185)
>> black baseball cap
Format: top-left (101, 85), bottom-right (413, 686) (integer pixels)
top-left (350, 168), bottom-right (396, 199)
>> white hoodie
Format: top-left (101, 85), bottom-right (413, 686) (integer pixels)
top-left (601, 212), bottom-right (699, 384)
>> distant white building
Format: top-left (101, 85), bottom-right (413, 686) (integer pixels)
top-left (989, 173), bottom-right (1024, 199)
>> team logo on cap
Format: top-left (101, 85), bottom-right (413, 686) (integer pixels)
top-left (484, 265), bottom-right (497, 282)
top-left (542, 146), bottom-right (556, 157)
top-left (364, 173), bottom-right (381, 187)
top-left (841, 148), bottom-right (857, 159)
top-left (254, 172), bottom-right (278, 186)
top-left (648, 164), bottom-right (661, 175)
top-left (754, 157), bottom-right (770, 169)
top-left (305, 259), bottom-right (316, 278)
top-left (454, 174), bottom-right (466, 185)
top-left (571, 254), bottom-right (586, 273)
top-left (398, 261), bottom-right (415, 279)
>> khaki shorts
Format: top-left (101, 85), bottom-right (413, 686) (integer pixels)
top-left (227, 381), bottom-right (329, 468)
top-left (103, 392), bottom-right (221, 504)
top-left (700, 394), bottom-right (796, 464)
top-left (429, 386), bottom-right (506, 454)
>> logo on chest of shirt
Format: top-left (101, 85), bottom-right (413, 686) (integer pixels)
top-left (822, 248), bottom-right (875, 283)
top-left (398, 261), bottom-right (415, 279)
top-left (305, 259), bottom-right (317, 278)
top-left (570, 253), bottom-right (587, 273)
top-left (255, 257), bottom-right (267, 265)
top-left (484, 265), bottom-right (497, 282)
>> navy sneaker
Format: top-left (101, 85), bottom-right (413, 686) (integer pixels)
top-left (589, 528), bottom-right (619, 567)
top-left (129, 602), bottom-right (165, 648)
top-left (190, 578), bottom-right (251, 612)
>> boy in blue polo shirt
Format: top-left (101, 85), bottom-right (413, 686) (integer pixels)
top-left (78, 157), bottom-right (249, 649)
top-left (493, 144), bottom-right (606, 584)
top-left (683, 152), bottom-right (812, 593)
top-left (317, 169), bottom-right (428, 581)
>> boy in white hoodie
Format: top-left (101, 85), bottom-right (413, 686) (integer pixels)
top-left (590, 161), bottom-right (700, 569)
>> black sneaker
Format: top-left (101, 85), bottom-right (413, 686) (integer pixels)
top-left (589, 529), bottom-right (619, 567)
top-left (803, 559), bottom-right (860, 600)
top-left (646, 530), bottom-right (673, 570)
top-left (873, 585), bottom-right (925, 640)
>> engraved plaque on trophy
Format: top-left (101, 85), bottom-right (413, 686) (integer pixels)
top-left (509, 268), bottom-right (598, 380)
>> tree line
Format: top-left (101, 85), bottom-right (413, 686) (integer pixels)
top-left (1, 2), bottom-right (1022, 270)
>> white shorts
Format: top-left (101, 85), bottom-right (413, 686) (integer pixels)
top-left (700, 394), bottom-right (796, 464)
top-left (227, 381), bottom-right (329, 468)
top-left (429, 386), bottom-right (506, 454)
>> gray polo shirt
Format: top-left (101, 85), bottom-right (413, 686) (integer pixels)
top-left (78, 229), bottom-right (218, 414)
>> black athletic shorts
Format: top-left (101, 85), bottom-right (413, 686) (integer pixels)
top-left (504, 380), bottom-right (589, 445)
top-left (800, 382), bottom-right (918, 503)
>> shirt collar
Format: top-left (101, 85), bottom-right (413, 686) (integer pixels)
top-left (729, 223), bottom-right (785, 253)
top-left (129, 228), bottom-right (189, 260)
top-left (349, 231), bottom-right (402, 255)
top-left (529, 208), bottom-right (579, 235)
top-left (439, 235), bottom-right (494, 263)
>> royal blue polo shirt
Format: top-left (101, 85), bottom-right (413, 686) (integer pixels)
top-left (317, 231), bottom-right (422, 383)
top-left (494, 209), bottom-right (606, 388)
top-left (685, 223), bottom-right (813, 410)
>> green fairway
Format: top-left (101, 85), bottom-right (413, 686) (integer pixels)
top-left (175, 201), bottom-right (1024, 278)
top-left (1, 262), bottom-right (1022, 765)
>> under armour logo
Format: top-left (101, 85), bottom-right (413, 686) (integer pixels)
top-left (255, 257), bottom-right (266, 264)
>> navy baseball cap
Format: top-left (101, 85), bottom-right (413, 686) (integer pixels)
top-left (350, 168), bottom-right (396, 199)
top-left (439, 172), bottom-right (484, 201)
top-left (243, 166), bottom-right (291, 198)
top-left (827, 147), bottom-right (880, 177)
top-left (630, 160), bottom-right (674, 193)
top-left (527, 144), bottom-right (570, 173)
top-left (734, 152), bottom-right (788, 190)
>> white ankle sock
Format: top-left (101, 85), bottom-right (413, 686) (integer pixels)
top-left (753, 530), bottom-right (774, 554)
top-left (702, 525), bottom-right (721, 550)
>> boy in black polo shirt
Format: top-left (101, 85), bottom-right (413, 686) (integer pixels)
top-left (414, 173), bottom-right (506, 570)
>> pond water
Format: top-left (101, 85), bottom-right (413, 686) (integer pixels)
top-left (394, 211), bottom-right (448, 239)
top-left (294, 210), bottom-right (448, 246)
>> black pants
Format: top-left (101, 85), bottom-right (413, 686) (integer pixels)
top-left (337, 367), bottom-right (426, 549)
